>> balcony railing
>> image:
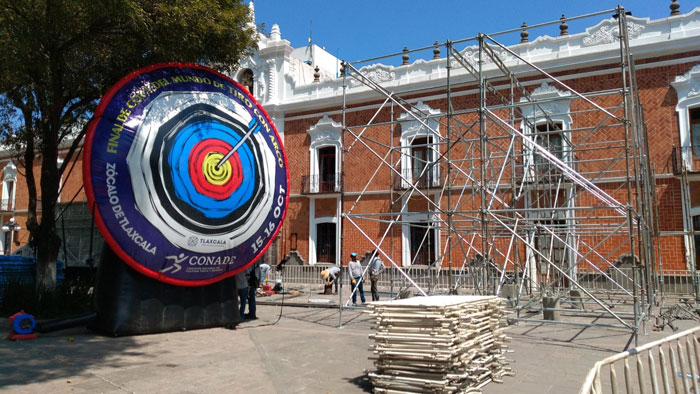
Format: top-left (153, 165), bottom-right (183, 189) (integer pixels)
top-left (672, 145), bottom-right (698, 174)
top-left (393, 166), bottom-right (443, 190)
top-left (301, 173), bottom-right (341, 194)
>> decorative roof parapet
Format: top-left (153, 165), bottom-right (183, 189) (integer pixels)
top-left (349, 64), bottom-right (396, 87)
top-left (582, 20), bottom-right (645, 46)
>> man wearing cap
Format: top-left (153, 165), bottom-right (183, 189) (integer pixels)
top-left (347, 252), bottom-right (366, 305)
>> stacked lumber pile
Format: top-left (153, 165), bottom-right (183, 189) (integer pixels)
top-left (367, 295), bottom-right (512, 393)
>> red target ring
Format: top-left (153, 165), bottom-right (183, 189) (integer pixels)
top-left (188, 139), bottom-right (243, 199)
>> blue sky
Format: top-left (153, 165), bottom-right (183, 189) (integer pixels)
top-left (253, 1), bottom-right (686, 64)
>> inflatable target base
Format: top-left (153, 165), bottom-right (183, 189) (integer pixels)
top-left (91, 245), bottom-right (240, 336)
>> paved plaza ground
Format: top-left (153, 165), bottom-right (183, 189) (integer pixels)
top-left (1, 288), bottom-right (698, 393)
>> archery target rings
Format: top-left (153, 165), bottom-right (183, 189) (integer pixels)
top-left (84, 63), bottom-right (289, 286)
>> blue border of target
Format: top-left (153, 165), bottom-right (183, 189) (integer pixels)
top-left (83, 63), bottom-right (289, 286)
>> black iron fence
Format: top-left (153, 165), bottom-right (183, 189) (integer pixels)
top-left (301, 173), bottom-right (341, 194)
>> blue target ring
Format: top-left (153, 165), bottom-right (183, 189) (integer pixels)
top-left (168, 120), bottom-right (256, 219)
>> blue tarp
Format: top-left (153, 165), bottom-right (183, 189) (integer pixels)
top-left (0, 256), bottom-right (65, 302)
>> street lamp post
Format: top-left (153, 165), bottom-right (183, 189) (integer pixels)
top-left (2, 217), bottom-right (20, 254)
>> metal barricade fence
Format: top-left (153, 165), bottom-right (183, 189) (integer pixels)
top-left (264, 265), bottom-right (700, 298)
top-left (579, 326), bottom-right (700, 394)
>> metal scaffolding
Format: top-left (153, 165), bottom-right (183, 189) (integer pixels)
top-left (337, 7), bottom-right (658, 338)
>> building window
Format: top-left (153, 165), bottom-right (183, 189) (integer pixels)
top-left (402, 211), bottom-right (440, 267)
top-left (3, 231), bottom-right (10, 255)
top-left (2, 180), bottom-right (14, 211)
top-left (316, 222), bottom-right (336, 264)
top-left (519, 83), bottom-right (572, 180)
top-left (318, 146), bottom-right (336, 192)
top-left (691, 108), bottom-right (700, 158)
top-left (238, 68), bottom-right (254, 96)
top-left (410, 136), bottom-right (433, 187)
top-left (409, 222), bottom-right (436, 265)
top-left (307, 115), bottom-right (342, 194)
top-left (672, 65), bottom-right (700, 167)
top-left (533, 121), bottom-right (565, 174)
top-left (399, 101), bottom-right (441, 188)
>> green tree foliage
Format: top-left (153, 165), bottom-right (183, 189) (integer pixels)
top-left (0, 0), bottom-right (257, 289)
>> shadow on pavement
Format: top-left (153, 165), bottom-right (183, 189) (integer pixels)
top-left (0, 324), bottom-right (142, 390)
top-left (347, 373), bottom-right (373, 393)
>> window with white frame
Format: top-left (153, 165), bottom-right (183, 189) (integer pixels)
top-left (401, 210), bottom-right (440, 267)
top-left (399, 101), bottom-right (441, 188)
top-left (1, 161), bottom-right (17, 211)
top-left (672, 64), bottom-right (700, 167)
top-left (307, 115), bottom-right (342, 193)
top-left (690, 108), bottom-right (700, 159)
top-left (519, 82), bottom-right (572, 180)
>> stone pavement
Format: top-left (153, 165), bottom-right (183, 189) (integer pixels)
top-left (1, 291), bottom-right (698, 393)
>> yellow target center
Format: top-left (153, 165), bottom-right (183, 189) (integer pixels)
top-left (202, 152), bottom-right (232, 185)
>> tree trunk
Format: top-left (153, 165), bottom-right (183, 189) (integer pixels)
top-left (34, 125), bottom-right (61, 291)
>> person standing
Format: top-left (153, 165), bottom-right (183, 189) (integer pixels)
top-left (246, 262), bottom-right (260, 319)
top-left (236, 263), bottom-right (260, 321)
top-left (347, 252), bottom-right (366, 305)
top-left (368, 253), bottom-right (386, 301)
top-left (235, 265), bottom-right (252, 321)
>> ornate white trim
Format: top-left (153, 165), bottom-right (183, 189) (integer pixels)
top-left (2, 160), bottom-right (17, 182)
top-left (671, 63), bottom-right (700, 172)
top-left (674, 64), bottom-right (700, 84)
top-left (308, 115), bottom-right (342, 147)
top-left (519, 82), bottom-right (573, 118)
top-left (349, 64), bottom-right (395, 87)
top-left (583, 20), bottom-right (645, 47)
top-left (458, 46), bottom-right (510, 66)
top-left (1, 160), bottom-right (16, 211)
top-left (266, 58), bottom-right (276, 102)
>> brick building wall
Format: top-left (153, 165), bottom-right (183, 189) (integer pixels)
top-left (280, 58), bottom-right (699, 272)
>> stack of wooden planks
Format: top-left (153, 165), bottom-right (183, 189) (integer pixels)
top-left (367, 295), bottom-right (513, 393)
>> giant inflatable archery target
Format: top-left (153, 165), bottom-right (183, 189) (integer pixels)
top-left (84, 63), bottom-right (288, 286)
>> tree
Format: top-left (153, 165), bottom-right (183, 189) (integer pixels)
top-left (0, 0), bottom-right (257, 289)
